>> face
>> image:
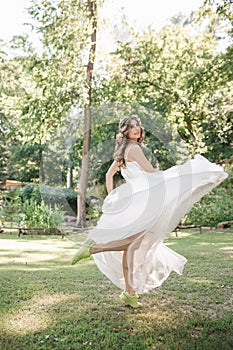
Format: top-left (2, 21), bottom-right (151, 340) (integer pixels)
top-left (127, 119), bottom-right (141, 141)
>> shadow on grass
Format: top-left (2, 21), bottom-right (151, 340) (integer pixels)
top-left (0, 230), bottom-right (232, 349)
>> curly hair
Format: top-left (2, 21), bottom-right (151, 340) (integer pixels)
top-left (114, 116), bottom-right (145, 168)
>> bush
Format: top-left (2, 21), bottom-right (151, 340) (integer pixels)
top-left (21, 184), bottom-right (42, 204)
top-left (41, 186), bottom-right (77, 215)
top-left (0, 188), bottom-right (23, 224)
top-left (22, 200), bottom-right (64, 229)
top-left (21, 184), bottom-right (77, 215)
top-left (1, 188), bottom-right (65, 229)
top-left (183, 186), bottom-right (233, 227)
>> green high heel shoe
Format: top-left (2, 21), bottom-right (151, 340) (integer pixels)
top-left (120, 291), bottom-right (143, 308)
top-left (71, 239), bottom-right (94, 265)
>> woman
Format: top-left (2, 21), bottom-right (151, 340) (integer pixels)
top-left (72, 116), bottom-right (228, 308)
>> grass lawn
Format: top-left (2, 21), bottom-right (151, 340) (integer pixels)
top-left (0, 229), bottom-right (232, 350)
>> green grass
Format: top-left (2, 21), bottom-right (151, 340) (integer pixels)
top-left (0, 229), bottom-right (232, 350)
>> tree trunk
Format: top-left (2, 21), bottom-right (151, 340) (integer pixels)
top-left (77, 0), bottom-right (97, 227)
top-left (66, 159), bottom-right (73, 188)
top-left (39, 147), bottom-right (45, 183)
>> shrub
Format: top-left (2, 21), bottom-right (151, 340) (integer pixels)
top-left (21, 184), bottom-right (42, 204)
top-left (40, 186), bottom-right (77, 215)
top-left (21, 184), bottom-right (77, 215)
top-left (22, 200), bottom-right (64, 229)
top-left (183, 186), bottom-right (233, 227)
top-left (1, 188), bottom-right (65, 229)
top-left (0, 188), bottom-right (23, 224)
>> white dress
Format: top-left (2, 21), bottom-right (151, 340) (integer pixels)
top-left (86, 155), bottom-right (228, 294)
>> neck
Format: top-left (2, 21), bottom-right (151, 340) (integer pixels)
top-left (128, 139), bottom-right (138, 144)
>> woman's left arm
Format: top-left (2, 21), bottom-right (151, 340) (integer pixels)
top-left (105, 160), bottom-right (119, 194)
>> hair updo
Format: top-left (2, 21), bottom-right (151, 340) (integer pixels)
top-left (113, 115), bottom-right (145, 168)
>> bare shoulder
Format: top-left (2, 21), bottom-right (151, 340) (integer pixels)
top-left (124, 143), bottom-right (143, 161)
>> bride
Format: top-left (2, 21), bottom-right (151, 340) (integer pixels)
top-left (71, 116), bottom-right (228, 308)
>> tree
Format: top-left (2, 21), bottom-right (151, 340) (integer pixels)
top-left (0, 1), bottom-right (101, 223)
top-left (77, 0), bottom-right (98, 227)
top-left (24, 0), bottom-right (94, 141)
top-left (97, 19), bottom-right (232, 162)
top-left (0, 113), bottom-right (8, 181)
top-left (0, 36), bottom-right (48, 182)
top-left (200, 0), bottom-right (233, 27)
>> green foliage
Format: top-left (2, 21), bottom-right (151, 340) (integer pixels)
top-left (21, 184), bottom-right (42, 203)
top-left (21, 200), bottom-right (64, 229)
top-left (98, 20), bottom-right (232, 161)
top-left (184, 165), bottom-right (233, 226)
top-left (86, 204), bottom-right (101, 221)
top-left (0, 188), bottom-right (64, 229)
top-left (1, 183), bottom-right (78, 228)
top-left (21, 184), bottom-right (77, 214)
top-left (6, 143), bottom-right (44, 182)
top-left (200, 0), bottom-right (233, 36)
top-left (0, 113), bottom-right (9, 181)
top-left (0, 188), bottom-right (23, 225)
top-left (40, 186), bottom-right (77, 215)
top-left (184, 187), bottom-right (233, 227)
top-left (0, 0), bottom-right (102, 189)
top-left (5, 0), bottom-right (101, 143)
top-left (0, 1), bottom-right (232, 219)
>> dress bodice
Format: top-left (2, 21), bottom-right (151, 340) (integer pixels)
top-left (120, 161), bottom-right (144, 181)
top-left (120, 161), bottom-right (161, 193)
top-left (121, 160), bottom-right (152, 182)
